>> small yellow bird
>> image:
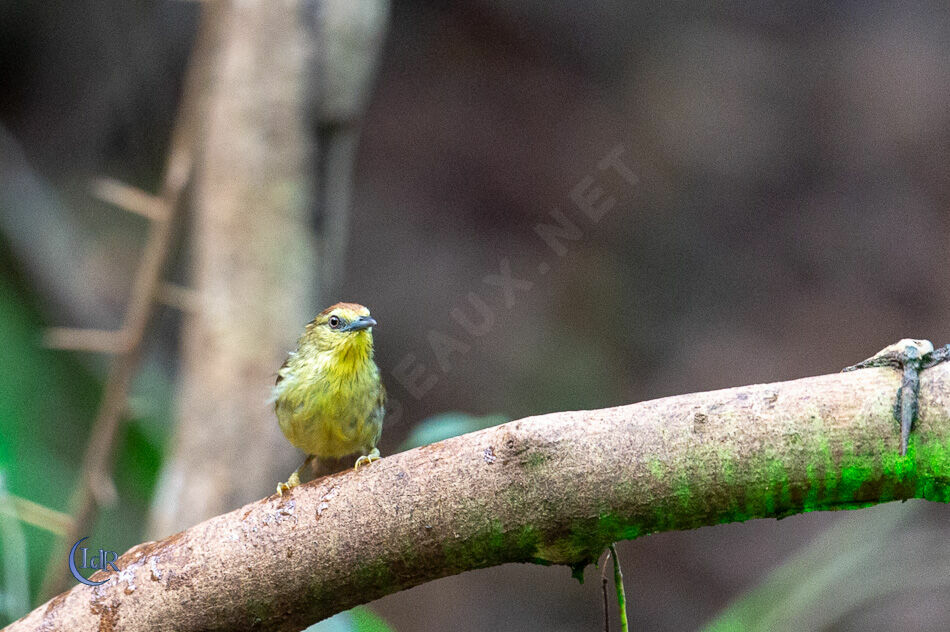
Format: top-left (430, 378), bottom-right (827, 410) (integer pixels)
top-left (274, 302), bottom-right (385, 495)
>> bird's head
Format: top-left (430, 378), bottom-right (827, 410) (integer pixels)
top-left (304, 302), bottom-right (377, 358)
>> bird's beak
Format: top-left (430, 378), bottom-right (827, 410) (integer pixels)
top-left (344, 315), bottom-right (377, 332)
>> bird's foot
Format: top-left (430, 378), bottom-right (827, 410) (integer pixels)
top-left (843, 339), bottom-right (950, 455)
top-left (354, 448), bottom-right (381, 470)
top-left (277, 470), bottom-right (301, 496)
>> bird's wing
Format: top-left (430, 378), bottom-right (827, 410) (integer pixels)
top-left (376, 381), bottom-right (387, 412)
top-left (371, 383), bottom-right (387, 446)
top-left (275, 355), bottom-right (291, 385)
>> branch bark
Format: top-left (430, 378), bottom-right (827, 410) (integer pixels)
top-left (9, 361), bottom-right (950, 631)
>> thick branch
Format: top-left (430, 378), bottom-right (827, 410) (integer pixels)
top-left (10, 362), bottom-right (950, 631)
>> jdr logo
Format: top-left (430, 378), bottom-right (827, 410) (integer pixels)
top-left (68, 537), bottom-right (120, 586)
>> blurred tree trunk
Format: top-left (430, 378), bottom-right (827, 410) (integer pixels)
top-left (313, 0), bottom-right (390, 299)
top-left (147, 0), bottom-right (318, 537)
top-left (148, 0), bottom-right (390, 538)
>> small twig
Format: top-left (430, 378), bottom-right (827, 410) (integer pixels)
top-left (43, 327), bottom-right (131, 354)
top-left (0, 495), bottom-right (74, 536)
top-left (37, 2), bottom-right (212, 597)
top-left (39, 200), bottom-right (177, 600)
top-left (39, 171), bottom-right (182, 598)
top-left (609, 543), bottom-right (629, 632)
top-left (91, 178), bottom-right (170, 221)
top-left (601, 548), bottom-right (612, 632)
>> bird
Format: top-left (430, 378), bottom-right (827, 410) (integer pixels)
top-left (273, 302), bottom-right (385, 495)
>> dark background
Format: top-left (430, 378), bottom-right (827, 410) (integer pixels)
top-left (2, 1), bottom-right (949, 630)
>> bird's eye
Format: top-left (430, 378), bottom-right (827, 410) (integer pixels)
top-left (328, 315), bottom-right (342, 329)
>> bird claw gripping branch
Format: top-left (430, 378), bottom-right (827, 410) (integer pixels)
top-left (843, 339), bottom-right (950, 456)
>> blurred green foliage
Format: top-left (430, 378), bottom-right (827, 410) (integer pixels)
top-left (0, 472), bottom-right (29, 622)
top-left (0, 259), bottom-right (97, 616)
top-left (398, 411), bottom-right (509, 451)
top-left (0, 249), bottom-right (168, 624)
top-left (304, 607), bottom-right (395, 632)
top-left (703, 502), bottom-right (944, 631)
top-left (349, 608), bottom-right (396, 632)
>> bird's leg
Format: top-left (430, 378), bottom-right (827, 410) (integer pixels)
top-left (277, 454), bottom-right (316, 496)
top-left (276, 472), bottom-right (299, 497)
top-left (843, 339), bottom-right (949, 456)
top-left (354, 448), bottom-right (380, 470)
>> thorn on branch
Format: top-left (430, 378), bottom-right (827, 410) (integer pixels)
top-left (91, 178), bottom-right (170, 221)
top-left (43, 327), bottom-right (132, 354)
